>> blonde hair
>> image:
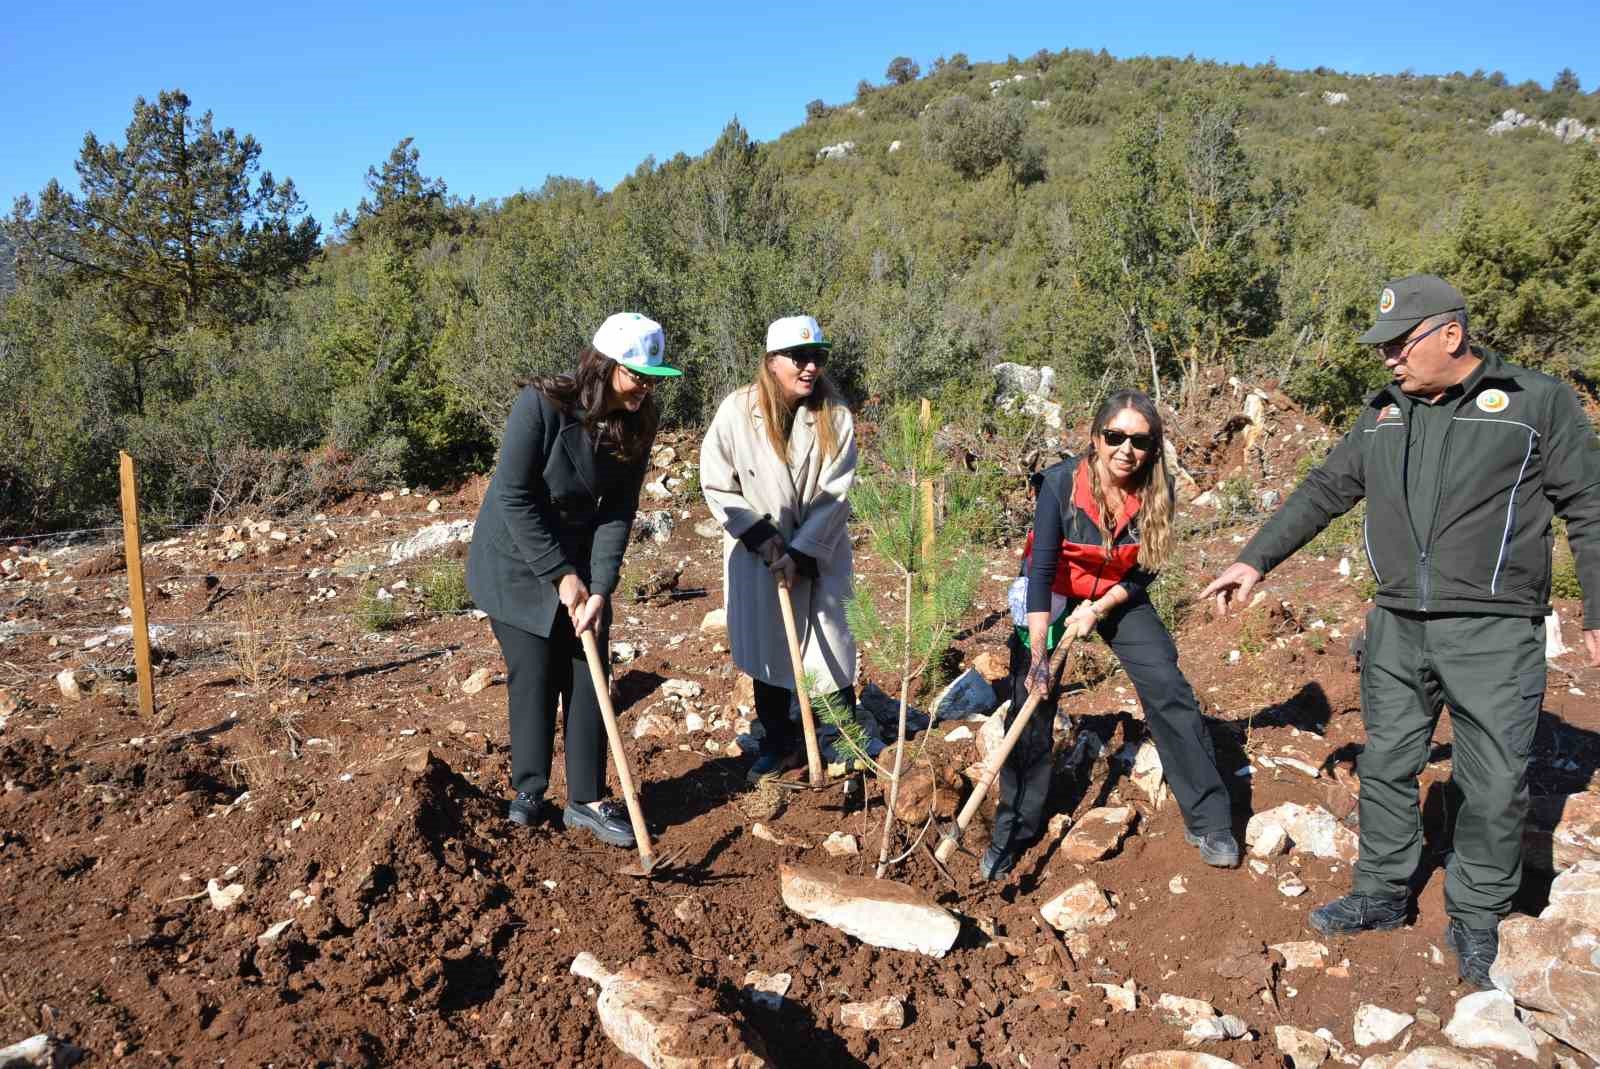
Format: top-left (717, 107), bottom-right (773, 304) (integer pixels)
top-left (1086, 390), bottom-right (1173, 571)
top-left (754, 354), bottom-right (842, 463)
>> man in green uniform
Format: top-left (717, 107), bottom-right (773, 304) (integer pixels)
top-left (1202, 274), bottom-right (1600, 989)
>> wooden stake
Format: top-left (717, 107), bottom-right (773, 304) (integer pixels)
top-left (118, 451), bottom-right (156, 717)
top-left (918, 399), bottom-right (935, 574)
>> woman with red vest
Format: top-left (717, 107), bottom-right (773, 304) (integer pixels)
top-left (981, 389), bottom-right (1239, 880)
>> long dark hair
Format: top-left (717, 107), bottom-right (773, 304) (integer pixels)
top-left (530, 346), bottom-right (659, 463)
top-left (1086, 389), bottom-right (1173, 570)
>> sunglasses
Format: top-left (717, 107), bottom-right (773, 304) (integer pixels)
top-left (617, 364), bottom-right (656, 388)
top-left (1101, 430), bottom-right (1155, 451)
top-left (777, 347), bottom-right (828, 369)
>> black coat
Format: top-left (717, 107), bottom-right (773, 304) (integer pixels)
top-left (467, 386), bottom-right (649, 637)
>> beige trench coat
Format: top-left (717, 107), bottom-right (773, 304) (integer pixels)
top-left (700, 385), bottom-right (858, 693)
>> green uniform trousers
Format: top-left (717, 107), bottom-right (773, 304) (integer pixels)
top-left (1354, 606), bottom-right (1545, 927)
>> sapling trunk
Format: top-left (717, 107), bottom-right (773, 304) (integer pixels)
top-left (875, 567), bottom-right (914, 878)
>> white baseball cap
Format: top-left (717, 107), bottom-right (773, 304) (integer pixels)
top-left (765, 314), bottom-right (832, 354)
top-left (592, 313), bottom-right (681, 377)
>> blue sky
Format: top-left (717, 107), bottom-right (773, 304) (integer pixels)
top-left (3, 0), bottom-right (1595, 228)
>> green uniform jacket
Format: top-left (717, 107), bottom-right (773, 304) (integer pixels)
top-left (1238, 349), bottom-right (1600, 629)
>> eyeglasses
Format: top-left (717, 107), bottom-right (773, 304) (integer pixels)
top-left (778, 348), bottom-right (828, 369)
top-left (617, 364), bottom-right (655, 389)
top-left (1101, 430), bottom-right (1154, 451)
top-left (1377, 320), bottom-right (1448, 362)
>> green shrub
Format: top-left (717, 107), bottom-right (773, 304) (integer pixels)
top-left (423, 559), bottom-right (471, 613)
top-left (356, 581), bottom-right (401, 632)
top-left (1552, 520), bottom-right (1581, 599)
top-left (1217, 475), bottom-right (1256, 520)
top-left (1149, 557), bottom-right (1198, 633)
top-left (1305, 502), bottom-right (1367, 557)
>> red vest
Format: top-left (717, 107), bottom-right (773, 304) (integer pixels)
top-left (1023, 460), bottom-right (1145, 600)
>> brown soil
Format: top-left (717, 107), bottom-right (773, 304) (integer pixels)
top-left (2, 380), bottom-right (1596, 1068)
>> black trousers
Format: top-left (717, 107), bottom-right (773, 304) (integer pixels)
top-left (753, 679), bottom-right (860, 758)
top-left (489, 613), bottom-right (608, 804)
top-left (993, 594), bottom-right (1231, 852)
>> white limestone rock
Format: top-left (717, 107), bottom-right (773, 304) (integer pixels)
top-left (1246, 802), bottom-right (1359, 862)
top-left (1040, 879), bottom-right (1117, 933)
top-left (1442, 990), bottom-right (1539, 1062)
top-left (1353, 1004), bottom-right (1413, 1046)
top-left (778, 863), bottom-right (960, 957)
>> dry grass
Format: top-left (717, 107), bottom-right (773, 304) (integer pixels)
top-left (738, 777), bottom-right (786, 821)
top-left (221, 582), bottom-right (307, 789)
top-left (226, 582), bottom-right (294, 697)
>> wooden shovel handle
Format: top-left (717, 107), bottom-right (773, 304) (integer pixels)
top-left (775, 582), bottom-right (826, 787)
top-left (935, 636), bottom-right (1076, 864)
top-left (580, 630), bottom-right (657, 867)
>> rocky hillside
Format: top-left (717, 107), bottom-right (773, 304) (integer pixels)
top-left (1, 372), bottom-right (1596, 1067)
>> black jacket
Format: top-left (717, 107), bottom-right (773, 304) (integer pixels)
top-left (466, 386), bottom-right (649, 637)
top-left (1239, 349), bottom-right (1600, 627)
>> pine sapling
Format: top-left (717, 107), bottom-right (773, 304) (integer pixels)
top-left (845, 401), bottom-right (983, 878)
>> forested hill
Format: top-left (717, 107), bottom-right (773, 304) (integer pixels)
top-left (3, 53), bottom-right (1598, 534)
top-left (0, 227), bottom-right (16, 297)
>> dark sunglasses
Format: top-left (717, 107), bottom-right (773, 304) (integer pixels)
top-left (617, 364), bottom-right (656, 388)
top-left (778, 347), bottom-right (828, 368)
top-left (1101, 430), bottom-right (1155, 451)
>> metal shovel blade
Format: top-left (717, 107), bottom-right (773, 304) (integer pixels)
top-left (618, 843), bottom-right (692, 880)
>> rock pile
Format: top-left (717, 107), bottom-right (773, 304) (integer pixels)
top-left (1486, 108), bottom-right (1597, 144)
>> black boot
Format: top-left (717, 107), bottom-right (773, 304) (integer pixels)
top-left (507, 791), bottom-right (551, 828)
top-left (1307, 892), bottom-right (1408, 936)
top-left (1445, 918), bottom-right (1499, 990)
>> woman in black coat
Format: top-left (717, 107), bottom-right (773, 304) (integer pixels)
top-left (466, 313), bottom-right (681, 847)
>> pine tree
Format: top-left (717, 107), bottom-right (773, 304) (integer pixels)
top-left (825, 401), bottom-right (982, 878)
top-left (8, 89), bottom-right (319, 414)
top-left (339, 137), bottom-right (451, 254)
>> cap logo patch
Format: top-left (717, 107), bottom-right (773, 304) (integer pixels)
top-left (645, 336), bottom-right (659, 358)
top-left (1379, 288), bottom-right (1396, 314)
top-left (799, 327), bottom-right (811, 340)
top-left (1476, 389), bottom-right (1509, 414)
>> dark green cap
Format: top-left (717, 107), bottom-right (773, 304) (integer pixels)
top-left (1357, 274), bottom-right (1466, 345)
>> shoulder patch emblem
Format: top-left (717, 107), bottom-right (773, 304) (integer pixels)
top-left (1378, 403), bottom-right (1401, 421)
top-left (1476, 389), bottom-right (1509, 414)
top-left (1379, 288), bottom-right (1396, 314)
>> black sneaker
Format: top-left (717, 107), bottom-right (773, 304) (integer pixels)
top-left (1307, 892), bottom-right (1408, 936)
top-left (1445, 918), bottom-right (1499, 990)
top-left (507, 791), bottom-right (551, 828)
top-left (563, 800), bottom-right (636, 848)
top-left (1184, 829), bottom-right (1242, 868)
top-left (978, 843), bottom-right (1017, 882)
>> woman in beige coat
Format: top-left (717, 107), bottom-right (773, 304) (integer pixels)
top-left (700, 315), bottom-right (866, 782)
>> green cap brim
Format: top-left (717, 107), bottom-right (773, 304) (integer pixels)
top-left (1357, 317), bottom-right (1422, 345)
top-left (630, 364), bottom-right (682, 377)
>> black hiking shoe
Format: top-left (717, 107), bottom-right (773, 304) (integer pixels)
top-left (1307, 892), bottom-right (1408, 936)
top-left (978, 843), bottom-right (1017, 882)
top-left (1184, 829), bottom-right (1242, 869)
top-left (507, 791), bottom-right (551, 828)
top-left (1445, 918), bottom-right (1499, 990)
top-left (563, 799), bottom-right (636, 848)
